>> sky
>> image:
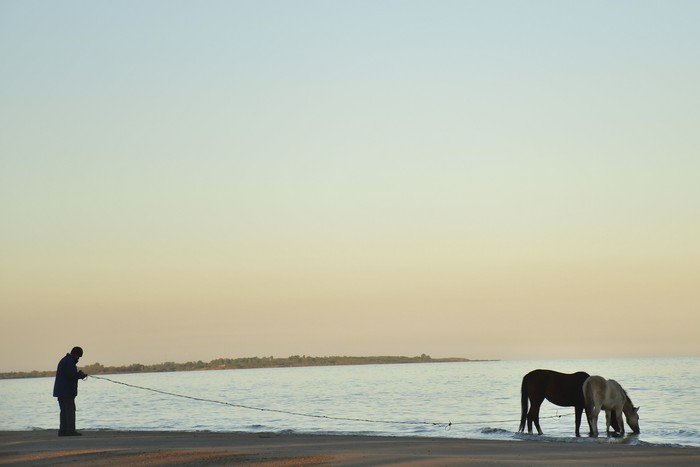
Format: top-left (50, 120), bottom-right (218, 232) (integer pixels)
top-left (1, 1), bottom-right (699, 372)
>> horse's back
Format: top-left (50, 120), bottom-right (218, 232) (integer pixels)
top-left (524, 369), bottom-right (588, 383)
top-left (569, 371), bottom-right (591, 390)
top-left (523, 369), bottom-right (589, 407)
top-left (521, 369), bottom-right (552, 390)
top-left (607, 379), bottom-right (623, 393)
top-left (605, 379), bottom-right (627, 407)
top-left (584, 375), bottom-right (627, 410)
top-left (523, 369), bottom-right (550, 379)
top-left (583, 375), bottom-right (607, 404)
top-left (583, 375), bottom-right (607, 392)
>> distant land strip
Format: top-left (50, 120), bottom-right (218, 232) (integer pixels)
top-left (0, 354), bottom-right (493, 379)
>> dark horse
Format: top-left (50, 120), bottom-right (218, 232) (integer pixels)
top-left (518, 369), bottom-right (591, 437)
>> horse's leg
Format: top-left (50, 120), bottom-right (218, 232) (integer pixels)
top-left (529, 399), bottom-right (543, 435)
top-left (526, 403), bottom-right (534, 434)
top-left (574, 406), bottom-right (584, 437)
top-left (590, 406), bottom-right (600, 437)
top-left (608, 410), bottom-right (620, 432)
top-left (610, 412), bottom-right (620, 433)
top-left (583, 386), bottom-right (595, 437)
top-left (585, 406), bottom-right (595, 437)
top-left (605, 410), bottom-right (612, 435)
top-left (616, 409), bottom-right (625, 434)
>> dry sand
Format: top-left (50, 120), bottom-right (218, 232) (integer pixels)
top-left (1, 430), bottom-right (698, 466)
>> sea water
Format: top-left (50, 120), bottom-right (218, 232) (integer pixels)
top-left (2, 357), bottom-right (699, 448)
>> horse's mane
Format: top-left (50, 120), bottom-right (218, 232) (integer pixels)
top-left (623, 388), bottom-right (634, 407)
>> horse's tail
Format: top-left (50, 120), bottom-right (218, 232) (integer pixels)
top-left (582, 377), bottom-right (595, 413)
top-left (518, 376), bottom-right (528, 432)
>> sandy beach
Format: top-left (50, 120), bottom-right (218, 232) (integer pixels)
top-left (1, 431), bottom-right (698, 466)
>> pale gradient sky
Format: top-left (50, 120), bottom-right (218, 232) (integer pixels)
top-left (1, 1), bottom-right (699, 372)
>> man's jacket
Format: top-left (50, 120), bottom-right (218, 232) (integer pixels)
top-left (53, 354), bottom-right (85, 398)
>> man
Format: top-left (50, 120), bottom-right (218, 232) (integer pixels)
top-left (53, 346), bottom-right (88, 436)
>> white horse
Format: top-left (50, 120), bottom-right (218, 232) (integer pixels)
top-left (583, 375), bottom-right (640, 437)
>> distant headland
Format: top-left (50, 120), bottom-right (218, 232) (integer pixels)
top-left (1, 355), bottom-right (492, 380)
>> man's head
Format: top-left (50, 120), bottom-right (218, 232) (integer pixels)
top-left (70, 347), bottom-right (83, 359)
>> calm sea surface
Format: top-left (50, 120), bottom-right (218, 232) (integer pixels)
top-left (2, 357), bottom-right (699, 447)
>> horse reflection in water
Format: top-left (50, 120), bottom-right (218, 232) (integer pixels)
top-left (518, 369), bottom-right (594, 437)
top-left (583, 375), bottom-right (640, 437)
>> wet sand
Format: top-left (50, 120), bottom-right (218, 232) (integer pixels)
top-left (1, 430), bottom-right (698, 466)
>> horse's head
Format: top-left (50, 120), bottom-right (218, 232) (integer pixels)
top-left (627, 406), bottom-right (641, 434)
top-left (621, 392), bottom-right (641, 434)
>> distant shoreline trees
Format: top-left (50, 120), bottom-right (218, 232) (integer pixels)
top-left (0, 355), bottom-right (485, 380)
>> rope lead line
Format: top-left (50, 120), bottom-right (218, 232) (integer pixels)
top-left (89, 375), bottom-right (573, 429)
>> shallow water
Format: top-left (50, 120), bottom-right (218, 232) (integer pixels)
top-left (2, 357), bottom-right (698, 447)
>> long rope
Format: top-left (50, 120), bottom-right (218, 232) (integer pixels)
top-left (89, 374), bottom-right (573, 429)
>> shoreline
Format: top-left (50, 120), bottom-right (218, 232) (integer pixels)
top-left (2, 430), bottom-right (699, 466)
top-left (0, 356), bottom-right (483, 380)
